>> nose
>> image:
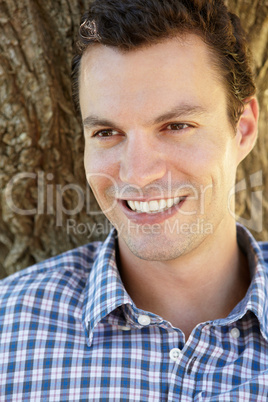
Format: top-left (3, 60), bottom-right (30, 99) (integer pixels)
top-left (119, 131), bottom-right (166, 188)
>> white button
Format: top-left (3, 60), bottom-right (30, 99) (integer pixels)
top-left (169, 348), bottom-right (181, 362)
top-left (230, 327), bottom-right (240, 339)
top-left (118, 325), bottom-right (131, 331)
top-left (138, 315), bottom-right (151, 326)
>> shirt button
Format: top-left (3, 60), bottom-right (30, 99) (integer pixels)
top-left (230, 327), bottom-right (240, 339)
top-left (169, 348), bottom-right (181, 362)
top-left (137, 315), bottom-right (151, 326)
top-left (118, 325), bottom-right (131, 331)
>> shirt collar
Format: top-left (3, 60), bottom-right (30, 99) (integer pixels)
top-left (226, 223), bottom-right (268, 341)
top-left (82, 223), bottom-right (268, 345)
top-left (82, 228), bottom-right (132, 346)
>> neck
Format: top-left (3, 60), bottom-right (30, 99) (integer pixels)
top-left (117, 220), bottom-right (250, 340)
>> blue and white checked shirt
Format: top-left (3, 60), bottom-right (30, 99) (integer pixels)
top-left (0, 223), bottom-right (268, 401)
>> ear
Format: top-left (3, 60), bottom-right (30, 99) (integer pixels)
top-left (236, 97), bottom-right (259, 165)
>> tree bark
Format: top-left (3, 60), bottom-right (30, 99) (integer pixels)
top-left (226, 0), bottom-right (268, 241)
top-left (0, 0), bottom-right (267, 277)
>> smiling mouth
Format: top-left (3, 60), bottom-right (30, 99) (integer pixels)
top-left (125, 197), bottom-right (184, 214)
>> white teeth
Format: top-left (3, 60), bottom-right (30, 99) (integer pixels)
top-left (166, 199), bottom-right (174, 208)
top-left (149, 200), bottom-right (159, 211)
top-left (126, 197), bottom-right (182, 213)
top-left (128, 201), bottom-right (135, 210)
top-left (141, 202), bottom-right (150, 213)
top-left (159, 199), bottom-right (167, 209)
top-left (134, 201), bottom-right (140, 211)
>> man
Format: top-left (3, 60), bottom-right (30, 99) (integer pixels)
top-left (0, 0), bottom-right (267, 400)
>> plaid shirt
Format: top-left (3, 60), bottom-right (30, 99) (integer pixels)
top-left (0, 224), bottom-right (268, 401)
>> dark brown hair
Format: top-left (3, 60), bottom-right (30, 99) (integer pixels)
top-left (72, 0), bottom-right (256, 128)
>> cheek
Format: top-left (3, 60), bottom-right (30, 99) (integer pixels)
top-left (172, 142), bottom-right (236, 210)
top-left (84, 149), bottom-right (119, 202)
top-left (171, 144), bottom-right (217, 182)
top-left (86, 176), bottom-right (116, 215)
top-left (84, 144), bottom-right (119, 177)
top-left (177, 135), bottom-right (234, 176)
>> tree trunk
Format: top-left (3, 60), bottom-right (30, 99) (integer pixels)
top-left (226, 0), bottom-right (268, 241)
top-left (0, 0), bottom-right (267, 277)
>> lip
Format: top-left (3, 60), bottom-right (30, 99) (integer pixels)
top-left (117, 195), bottom-right (187, 202)
top-left (118, 197), bottom-right (187, 225)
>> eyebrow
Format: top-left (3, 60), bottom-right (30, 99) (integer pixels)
top-left (83, 103), bottom-right (207, 129)
top-left (83, 116), bottom-right (117, 129)
top-left (149, 103), bottom-right (207, 125)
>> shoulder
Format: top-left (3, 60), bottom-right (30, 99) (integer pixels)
top-left (258, 241), bottom-right (268, 267)
top-left (0, 241), bottom-right (103, 303)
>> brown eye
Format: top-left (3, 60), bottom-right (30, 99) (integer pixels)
top-left (94, 129), bottom-right (120, 137)
top-left (167, 123), bottom-right (189, 130)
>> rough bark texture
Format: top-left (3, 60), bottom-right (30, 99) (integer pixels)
top-left (0, 0), bottom-right (267, 277)
top-left (226, 0), bottom-right (268, 241)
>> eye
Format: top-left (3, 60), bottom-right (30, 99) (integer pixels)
top-left (93, 129), bottom-right (121, 138)
top-left (166, 123), bottom-right (191, 131)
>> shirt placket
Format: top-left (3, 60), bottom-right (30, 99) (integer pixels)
top-left (166, 324), bottom-right (208, 401)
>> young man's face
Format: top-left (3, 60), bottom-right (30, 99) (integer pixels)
top-left (80, 35), bottom-right (245, 261)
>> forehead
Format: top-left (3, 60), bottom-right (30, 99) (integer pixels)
top-left (79, 34), bottom-right (226, 121)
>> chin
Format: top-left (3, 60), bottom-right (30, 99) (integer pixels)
top-left (122, 234), bottom-right (195, 262)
